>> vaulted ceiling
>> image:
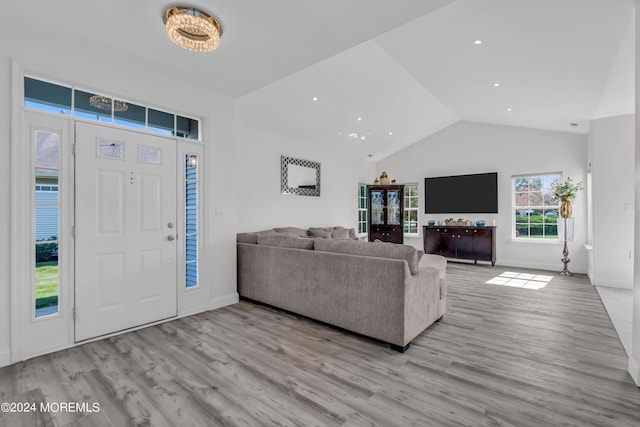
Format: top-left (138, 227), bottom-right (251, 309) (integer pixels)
top-left (2, 0), bottom-right (635, 160)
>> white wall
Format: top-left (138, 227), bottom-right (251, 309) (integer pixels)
top-left (0, 22), bottom-right (238, 365)
top-left (377, 120), bottom-right (588, 272)
top-left (589, 114), bottom-right (635, 289)
top-left (629, 0), bottom-right (640, 387)
top-left (235, 125), bottom-right (375, 232)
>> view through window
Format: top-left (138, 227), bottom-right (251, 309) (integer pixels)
top-left (513, 173), bottom-right (560, 240)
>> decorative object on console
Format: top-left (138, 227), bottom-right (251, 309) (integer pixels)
top-left (552, 177), bottom-right (583, 276)
top-left (281, 155), bottom-right (321, 197)
top-left (444, 218), bottom-right (468, 226)
top-left (475, 220), bottom-right (486, 227)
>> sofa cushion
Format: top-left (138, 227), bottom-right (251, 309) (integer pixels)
top-left (273, 227), bottom-right (309, 237)
top-left (257, 233), bottom-right (315, 250)
top-left (314, 239), bottom-right (421, 275)
top-left (308, 229), bottom-right (332, 239)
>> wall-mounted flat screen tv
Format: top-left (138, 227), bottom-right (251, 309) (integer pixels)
top-left (425, 172), bottom-right (498, 214)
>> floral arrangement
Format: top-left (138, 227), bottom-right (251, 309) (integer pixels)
top-left (552, 177), bottom-right (583, 202)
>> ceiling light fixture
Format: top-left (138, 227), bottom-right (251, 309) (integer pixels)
top-left (89, 95), bottom-right (128, 112)
top-left (474, 40), bottom-right (482, 45)
top-left (163, 6), bottom-right (222, 52)
top-left (493, 82), bottom-right (501, 87)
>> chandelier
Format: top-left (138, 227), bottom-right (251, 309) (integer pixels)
top-left (163, 6), bottom-right (222, 52)
top-left (89, 95), bottom-right (128, 112)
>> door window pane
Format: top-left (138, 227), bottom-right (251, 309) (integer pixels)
top-left (387, 190), bottom-right (401, 225)
top-left (371, 190), bottom-right (384, 225)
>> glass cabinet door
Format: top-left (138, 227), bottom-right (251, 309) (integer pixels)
top-left (387, 190), bottom-right (401, 225)
top-left (371, 190), bottom-right (384, 225)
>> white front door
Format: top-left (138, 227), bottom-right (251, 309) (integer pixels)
top-left (75, 123), bottom-right (178, 341)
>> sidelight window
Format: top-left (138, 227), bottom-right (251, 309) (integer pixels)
top-left (34, 130), bottom-right (61, 317)
top-left (185, 154), bottom-right (199, 288)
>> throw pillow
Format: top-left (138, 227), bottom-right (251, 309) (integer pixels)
top-left (257, 233), bottom-right (315, 250)
top-left (273, 227), bottom-right (309, 237)
top-left (308, 229), bottom-right (332, 239)
top-left (331, 228), bottom-right (350, 239)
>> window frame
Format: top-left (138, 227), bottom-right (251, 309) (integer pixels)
top-left (512, 172), bottom-right (561, 242)
top-left (357, 183), bottom-right (368, 237)
top-left (403, 183), bottom-right (419, 236)
top-left (185, 154), bottom-right (199, 289)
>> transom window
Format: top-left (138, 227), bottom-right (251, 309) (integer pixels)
top-left (513, 173), bottom-right (560, 240)
top-left (24, 76), bottom-right (200, 140)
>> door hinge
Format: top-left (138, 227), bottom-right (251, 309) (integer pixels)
top-left (73, 144), bottom-right (77, 156)
top-left (73, 307), bottom-right (76, 320)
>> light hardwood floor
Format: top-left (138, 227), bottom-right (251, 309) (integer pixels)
top-left (1, 263), bottom-right (639, 426)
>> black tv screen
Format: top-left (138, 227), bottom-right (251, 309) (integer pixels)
top-left (425, 172), bottom-right (498, 214)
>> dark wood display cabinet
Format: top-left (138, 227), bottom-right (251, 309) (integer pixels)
top-left (368, 185), bottom-right (404, 244)
top-left (423, 225), bottom-right (496, 265)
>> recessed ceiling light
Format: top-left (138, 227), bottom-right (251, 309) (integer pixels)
top-left (388, 132), bottom-right (393, 135)
top-left (474, 40), bottom-right (482, 45)
top-left (570, 123), bottom-right (578, 127)
top-left (357, 117), bottom-right (362, 121)
top-left (506, 108), bottom-right (512, 112)
top-left (493, 82), bottom-right (501, 87)
top-left (360, 136), bottom-right (366, 140)
top-left (312, 97), bottom-right (318, 101)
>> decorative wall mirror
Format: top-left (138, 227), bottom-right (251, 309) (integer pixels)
top-left (281, 155), bottom-right (321, 196)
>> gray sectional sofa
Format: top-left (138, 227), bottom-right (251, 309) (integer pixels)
top-left (237, 226), bottom-right (446, 352)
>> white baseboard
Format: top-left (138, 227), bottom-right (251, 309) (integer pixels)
top-left (495, 259), bottom-right (587, 274)
top-left (589, 279), bottom-right (633, 290)
top-left (628, 354), bottom-right (640, 386)
top-left (0, 348), bottom-right (12, 368)
top-left (210, 292), bottom-right (239, 310)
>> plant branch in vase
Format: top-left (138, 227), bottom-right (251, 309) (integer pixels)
top-left (551, 177), bottom-right (583, 275)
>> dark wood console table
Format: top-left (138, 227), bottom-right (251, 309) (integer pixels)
top-left (423, 225), bottom-right (496, 266)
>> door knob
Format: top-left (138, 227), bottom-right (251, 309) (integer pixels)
top-left (167, 234), bottom-right (176, 241)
